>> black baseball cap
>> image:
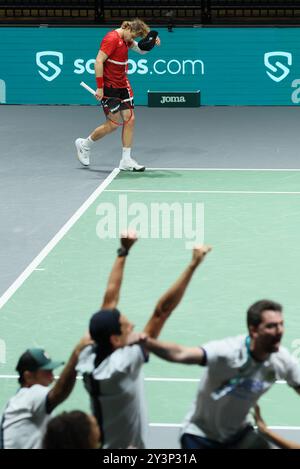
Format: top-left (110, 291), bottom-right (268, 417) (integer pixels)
top-left (16, 348), bottom-right (64, 375)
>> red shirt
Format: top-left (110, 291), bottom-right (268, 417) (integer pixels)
top-left (100, 30), bottom-right (132, 91)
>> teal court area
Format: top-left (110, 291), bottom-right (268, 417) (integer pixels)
top-left (1, 169), bottom-right (300, 428)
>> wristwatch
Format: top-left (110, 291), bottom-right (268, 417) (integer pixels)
top-left (117, 246), bottom-right (128, 257)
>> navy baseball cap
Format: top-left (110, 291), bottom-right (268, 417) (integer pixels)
top-left (89, 308), bottom-right (121, 343)
top-left (16, 348), bottom-right (64, 374)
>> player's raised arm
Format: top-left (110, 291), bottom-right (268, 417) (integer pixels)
top-left (143, 245), bottom-right (212, 339)
top-left (129, 31), bottom-right (161, 55)
top-left (101, 231), bottom-right (137, 310)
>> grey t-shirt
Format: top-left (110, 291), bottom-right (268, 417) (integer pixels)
top-left (77, 344), bottom-right (149, 449)
top-left (182, 335), bottom-right (300, 442)
top-left (1, 385), bottom-right (50, 449)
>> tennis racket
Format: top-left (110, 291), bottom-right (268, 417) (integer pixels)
top-left (80, 81), bottom-right (133, 127)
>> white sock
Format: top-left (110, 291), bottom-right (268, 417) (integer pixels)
top-left (122, 147), bottom-right (131, 160)
top-left (84, 135), bottom-right (95, 149)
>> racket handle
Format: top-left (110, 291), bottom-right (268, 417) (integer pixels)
top-left (80, 81), bottom-right (96, 96)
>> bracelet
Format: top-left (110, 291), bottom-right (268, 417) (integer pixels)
top-left (117, 246), bottom-right (128, 257)
top-left (96, 76), bottom-right (103, 89)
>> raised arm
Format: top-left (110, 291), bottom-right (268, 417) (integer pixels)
top-left (129, 35), bottom-right (161, 54)
top-left (101, 231), bottom-right (137, 310)
top-left (144, 337), bottom-right (205, 365)
top-left (129, 31), bottom-right (161, 54)
top-left (47, 334), bottom-right (93, 413)
top-left (254, 405), bottom-right (300, 449)
top-left (143, 245), bottom-right (212, 339)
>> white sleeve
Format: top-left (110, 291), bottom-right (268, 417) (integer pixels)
top-left (202, 338), bottom-right (231, 367)
top-left (94, 345), bottom-right (148, 380)
top-left (76, 345), bottom-right (95, 374)
top-left (280, 354), bottom-right (300, 388)
top-left (114, 345), bottom-right (148, 374)
top-left (29, 385), bottom-right (50, 417)
top-left (129, 40), bottom-right (148, 55)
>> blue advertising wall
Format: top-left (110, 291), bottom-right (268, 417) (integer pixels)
top-left (1, 27), bottom-right (300, 105)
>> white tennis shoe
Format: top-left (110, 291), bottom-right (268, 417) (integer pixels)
top-left (75, 138), bottom-right (90, 167)
top-left (119, 157), bottom-right (145, 172)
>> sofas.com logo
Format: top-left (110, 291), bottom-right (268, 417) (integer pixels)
top-left (36, 50), bottom-right (204, 82)
top-left (36, 51), bottom-right (63, 82)
top-left (264, 51), bottom-right (292, 83)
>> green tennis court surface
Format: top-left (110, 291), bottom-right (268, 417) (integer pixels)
top-left (1, 169), bottom-right (300, 426)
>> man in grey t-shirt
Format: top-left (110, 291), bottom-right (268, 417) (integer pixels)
top-left (0, 336), bottom-right (92, 449)
top-left (145, 299), bottom-right (300, 449)
top-left (76, 231), bottom-right (211, 449)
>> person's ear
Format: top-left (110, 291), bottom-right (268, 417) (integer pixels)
top-left (249, 325), bottom-right (258, 339)
top-left (110, 335), bottom-right (121, 348)
top-left (23, 370), bottom-right (33, 385)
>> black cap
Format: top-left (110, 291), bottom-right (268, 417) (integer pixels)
top-left (16, 348), bottom-right (64, 375)
top-left (89, 308), bottom-right (121, 343)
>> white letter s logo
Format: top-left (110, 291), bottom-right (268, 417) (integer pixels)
top-left (264, 51), bottom-right (292, 83)
top-left (36, 51), bottom-right (63, 82)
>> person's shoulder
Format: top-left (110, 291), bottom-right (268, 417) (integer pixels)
top-left (204, 334), bottom-right (246, 352)
top-left (29, 384), bottom-right (49, 396)
top-left (202, 334), bottom-right (246, 365)
top-left (103, 30), bottom-right (119, 42)
top-left (271, 345), bottom-right (298, 366)
top-left (18, 384), bottom-right (49, 406)
top-left (17, 384), bottom-right (48, 395)
top-left (94, 345), bottom-right (143, 377)
top-left (221, 334), bottom-right (246, 347)
top-left (79, 344), bottom-right (94, 360)
top-left (77, 345), bottom-right (95, 373)
top-left (108, 344), bottom-right (141, 363)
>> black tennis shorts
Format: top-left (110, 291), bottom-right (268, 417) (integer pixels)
top-left (102, 86), bottom-right (134, 114)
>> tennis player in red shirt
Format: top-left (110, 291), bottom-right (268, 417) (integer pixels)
top-left (75, 19), bottom-right (160, 172)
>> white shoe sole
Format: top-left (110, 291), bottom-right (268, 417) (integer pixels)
top-left (75, 138), bottom-right (90, 167)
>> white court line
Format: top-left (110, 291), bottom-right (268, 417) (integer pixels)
top-left (105, 189), bottom-right (300, 195)
top-left (149, 424), bottom-right (300, 430)
top-left (146, 378), bottom-right (287, 384)
top-left (0, 375), bottom-right (287, 385)
top-left (148, 167), bottom-right (300, 172)
top-left (149, 423), bottom-right (182, 428)
top-left (0, 168), bottom-right (120, 310)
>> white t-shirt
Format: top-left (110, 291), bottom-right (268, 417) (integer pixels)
top-left (1, 385), bottom-right (50, 449)
top-left (182, 335), bottom-right (300, 442)
top-left (77, 344), bottom-right (148, 449)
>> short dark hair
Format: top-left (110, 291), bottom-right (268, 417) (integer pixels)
top-left (42, 411), bottom-right (94, 449)
top-left (247, 299), bottom-right (283, 329)
top-left (89, 309), bottom-right (122, 366)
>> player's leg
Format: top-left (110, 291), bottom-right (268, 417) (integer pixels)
top-left (75, 114), bottom-right (119, 167)
top-left (118, 87), bottom-right (145, 172)
top-left (119, 111), bottom-right (145, 172)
